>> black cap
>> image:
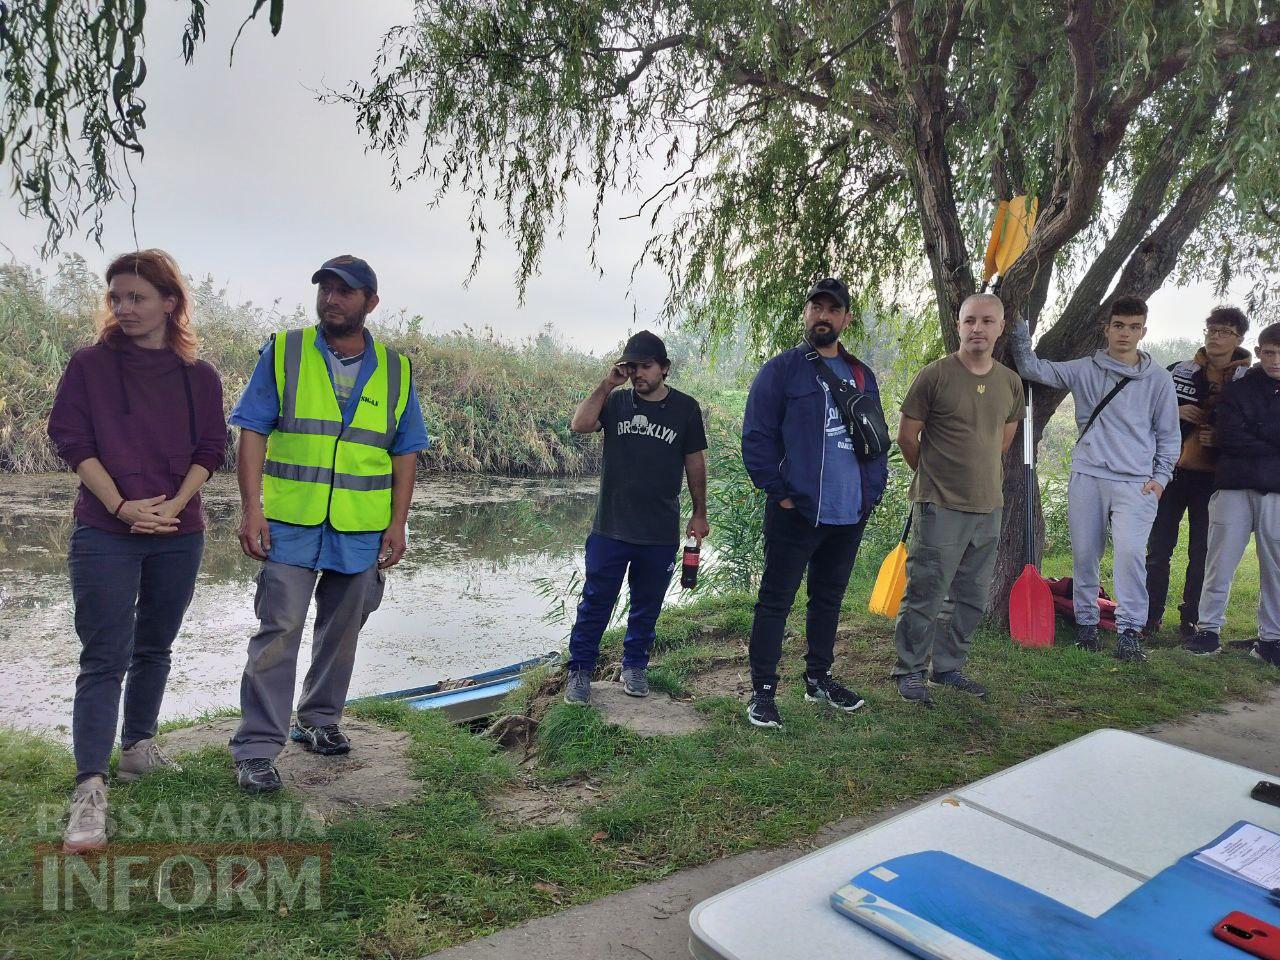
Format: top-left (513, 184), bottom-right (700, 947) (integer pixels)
top-left (617, 330), bottom-right (668, 365)
top-left (806, 277), bottom-right (850, 312)
top-left (311, 255), bottom-right (378, 294)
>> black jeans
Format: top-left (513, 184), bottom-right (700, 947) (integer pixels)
top-left (1144, 467), bottom-right (1213, 628)
top-left (748, 500), bottom-right (867, 692)
top-left (68, 523), bottom-right (204, 782)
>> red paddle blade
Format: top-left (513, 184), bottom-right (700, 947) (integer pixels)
top-left (1009, 564), bottom-right (1055, 648)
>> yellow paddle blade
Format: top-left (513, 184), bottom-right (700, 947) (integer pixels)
top-left (983, 195), bottom-right (1039, 283)
top-left (868, 542), bottom-right (909, 618)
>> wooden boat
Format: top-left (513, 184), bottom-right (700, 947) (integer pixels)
top-left (361, 651), bottom-right (560, 722)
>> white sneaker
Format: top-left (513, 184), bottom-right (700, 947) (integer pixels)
top-left (63, 777), bottom-right (109, 853)
top-left (118, 737), bottom-right (181, 781)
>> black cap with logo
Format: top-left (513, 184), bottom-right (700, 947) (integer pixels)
top-left (805, 277), bottom-right (850, 312)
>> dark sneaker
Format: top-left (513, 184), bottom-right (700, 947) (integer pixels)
top-left (896, 672), bottom-right (935, 708)
top-left (290, 722), bottom-right (351, 756)
top-left (1115, 629), bottom-right (1148, 662)
top-left (1143, 620), bottom-right (1161, 639)
top-left (747, 690), bottom-right (782, 729)
top-left (1227, 636), bottom-right (1259, 651)
top-left (1178, 620), bottom-right (1197, 642)
top-left (1075, 624), bottom-right (1101, 652)
top-left (930, 670), bottom-right (989, 700)
top-left (804, 673), bottom-right (865, 712)
top-left (236, 758), bottom-right (282, 794)
top-left (620, 666), bottom-right (649, 698)
top-left (1250, 640), bottom-right (1280, 667)
top-left (563, 668), bottom-right (592, 705)
top-left (1182, 630), bottom-right (1221, 656)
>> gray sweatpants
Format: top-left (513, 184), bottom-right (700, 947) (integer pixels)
top-left (893, 503), bottom-right (1001, 676)
top-left (230, 560), bottom-right (385, 762)
top-left (1068, 472), bottom-right (1159, 633)
top-left (1197, 489), bottom-right (1280, 641)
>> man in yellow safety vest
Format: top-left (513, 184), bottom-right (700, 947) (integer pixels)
top-left (228, 255), bottom-right (429, 793)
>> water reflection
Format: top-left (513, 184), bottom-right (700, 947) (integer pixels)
top-left (0, 474), bottom-right (597, 736)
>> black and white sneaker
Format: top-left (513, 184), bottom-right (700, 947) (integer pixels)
top-left (804, 673), bottom-right (865, 712)
top-left (1115, 629), bottom-right (1148, 662)
top-left (896, 672), bottom-right (935, 708)
top-left (1075, 624), bottom-right (1101, 652)
top-left (236, 758), bottom-right (283, 794)
top-left (1250, 640), bottom-right (1280, 667)
top-left (930, 670), bottom-right (989, 700)
top-left (747, 690), bottom-right (782, 729)
top-left (290, 722), bottom-right (351, 756)
top-left (1182, 630), bottom-right (1221, 656)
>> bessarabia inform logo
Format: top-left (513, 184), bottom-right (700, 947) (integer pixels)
top-left (31, 800), bottom-right (329, 912)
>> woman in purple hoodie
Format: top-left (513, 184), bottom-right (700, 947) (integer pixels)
top-left (47, 249), bottom-right (227, 852)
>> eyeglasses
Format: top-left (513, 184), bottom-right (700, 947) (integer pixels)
top-left (1205, 326), bottom-right (1241, 339)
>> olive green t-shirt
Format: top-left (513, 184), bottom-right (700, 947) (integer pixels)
top-left (901, 354), bottom-right (1025, 513)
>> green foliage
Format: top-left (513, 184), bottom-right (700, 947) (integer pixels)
top-left (0, 258), bottom-right (606, 476)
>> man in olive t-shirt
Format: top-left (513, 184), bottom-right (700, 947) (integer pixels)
top-left (893, 293), bottom-right (1024, 707)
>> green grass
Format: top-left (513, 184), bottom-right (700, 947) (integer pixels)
top-left (2, 538), bottom-right (1274, 959)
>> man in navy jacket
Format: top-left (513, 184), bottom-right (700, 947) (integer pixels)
top-left (741, 278), bottom-right (889, 729)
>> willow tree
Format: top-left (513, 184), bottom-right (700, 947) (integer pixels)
top-left (6, 0), bottom-right (1280, 611)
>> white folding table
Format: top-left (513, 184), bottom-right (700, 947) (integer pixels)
top-left (689, 729), bottom-right (1280, 959)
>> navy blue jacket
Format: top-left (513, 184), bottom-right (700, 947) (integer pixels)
top-left (742, 343), bottom-right (890, 526)
top-left (1212, 365), bottom-right (1280, 495)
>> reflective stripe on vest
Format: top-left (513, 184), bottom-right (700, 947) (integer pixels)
top-left (263, 327), bottom-right (410, 532)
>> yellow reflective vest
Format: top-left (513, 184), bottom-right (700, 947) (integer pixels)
top-left (263, 327), bottom-right (410, 532)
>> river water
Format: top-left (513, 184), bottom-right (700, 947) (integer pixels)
top-left (0, 473), bottom-right (599, 737)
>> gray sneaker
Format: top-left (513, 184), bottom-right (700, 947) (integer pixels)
top-left (563, 668), bottom-right (592, 705)
top-left (896, 672), bottom-right (935, 708)
top-left (63, 777), bottom-right (109, 853)
top-left (118, 737), bottom-right (181, 781)
top-left (620, 666), bottom-right (649, 698)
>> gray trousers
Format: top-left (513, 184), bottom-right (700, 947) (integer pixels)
top-left (230, 560), bottom-right (385, 762)
top-left (893, 503), bottom-right (1001, 676)
top-left (1067, 472), bottom-right (1159, 633)
top-left (1197, 489), bottom-right (1280, 641)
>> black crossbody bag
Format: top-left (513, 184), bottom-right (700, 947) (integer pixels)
top-left (804, 347), bottom-right (891, 460)
top-left (1077, 376), bottom-right (1134, 441)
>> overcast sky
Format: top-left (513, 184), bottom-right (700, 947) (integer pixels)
top-left (0, 2), bottom-right (1257, 354)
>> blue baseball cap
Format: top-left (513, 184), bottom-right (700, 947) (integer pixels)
top-left (311, 255), bottom-right (378, 294)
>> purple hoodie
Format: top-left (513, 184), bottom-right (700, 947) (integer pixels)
top-left (47, 339), bottom-right (227, 533)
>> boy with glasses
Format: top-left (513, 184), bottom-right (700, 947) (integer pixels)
top-left (1145, 307), bottom-right (1251, 640)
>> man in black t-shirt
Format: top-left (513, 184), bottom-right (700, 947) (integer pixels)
top-left (564, 330), bottom-right (709, 704)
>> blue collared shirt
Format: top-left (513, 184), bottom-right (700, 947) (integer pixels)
top-left (230, 326), bottom-right (431, 573)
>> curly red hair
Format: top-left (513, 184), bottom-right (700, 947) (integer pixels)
top-left (98, 249), bottom-right (198, 364)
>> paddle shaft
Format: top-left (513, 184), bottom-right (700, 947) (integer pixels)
top-left (1023, 380), bottom-right (1034, 565)
top-left (899, 511), bottom-right (912, 545)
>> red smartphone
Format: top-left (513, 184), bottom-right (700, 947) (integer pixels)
top-left (1214, 912), bottom-right (1280, 960)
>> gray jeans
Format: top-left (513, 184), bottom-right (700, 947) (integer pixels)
top-left (229, 560), bottom-right (385, 762)
top-left (893, 503), bottom-right (1001, 676)
top-left (1067, 472), bottom-right (1159, 632)
top-left (1197, 489), bottom-right (1280, 640)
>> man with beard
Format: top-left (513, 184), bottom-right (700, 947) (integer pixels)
top-left (563, 331), bottom-right (709, 704)
top-left (227, 256), bottom-right (429, 792)
top-left (894, 293), bottom-right (1023, 707)
top-left (741, 278), bottom-right (889, 729)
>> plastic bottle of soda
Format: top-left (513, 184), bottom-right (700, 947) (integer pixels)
top-left (681, 537), bottom-right (700, 589)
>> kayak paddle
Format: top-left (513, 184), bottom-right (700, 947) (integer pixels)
top-left (868, 512), bottom-right (912, 618)
top-left (1008, 379), bottom-right (1055, 647)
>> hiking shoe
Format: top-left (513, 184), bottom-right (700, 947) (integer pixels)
top-left (930, 670), bottom-right (990, 700)
top-left (747, 691), bottom-right (782, 729)
top-left (1115, 629), bottom-right (1148, 662)
top-left (290, 722), bottom-right (350, 756)
top-left (804, 672), bottom-right (865, 712)
top-left (1250, 640), bottom-right (1280, 667)
top-left (621, 666), bottom-right (649, 698)
top-left (236, 758), bottom-right (282, 794)
top-left (1075, 624), bottom-right (1101, 652)
top-left (118, 737), bottom-right (181, 781)
top-left (1183, 630), bottom-right (1221, 656)
top-left (896, 672), bottom-right (935, 708)
top-left (63, 777), bottom-right (108, 853)
top-left (563, 668), bottom-right (592, 705)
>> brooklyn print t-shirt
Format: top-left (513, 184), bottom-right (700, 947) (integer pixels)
top-left (593, 387), bottom-right (708, 545)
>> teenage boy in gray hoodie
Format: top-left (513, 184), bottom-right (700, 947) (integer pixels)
top-left (1009, 297), bottom-right (1180, 661)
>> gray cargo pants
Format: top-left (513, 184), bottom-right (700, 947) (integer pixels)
top-left (893, 503), bottom-right (1002, 677)
top-left (1197, 489), bottom-right (1280, 641)
top-left (230, 559), bottom-right (385, 762)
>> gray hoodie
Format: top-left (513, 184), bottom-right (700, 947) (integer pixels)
top-left (1008, 317), bottom-right (1180, 487)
